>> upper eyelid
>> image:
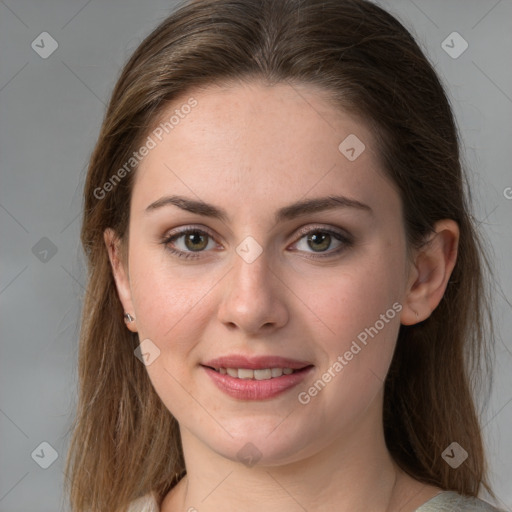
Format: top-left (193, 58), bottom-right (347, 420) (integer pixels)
top-left (165, 225), bottom-right (219, 243)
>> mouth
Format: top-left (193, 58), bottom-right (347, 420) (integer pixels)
top-left (201, 355), bottom-right (314, 400)
top-left (204, 366), bottom-right (307, 380)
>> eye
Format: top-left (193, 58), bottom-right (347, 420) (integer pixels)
top-left (162, 227), bottom-right (218, 260)
top-left (290, 226), bottom-right (353, 259)
top-left (161, 225), bottom-right (353, 261)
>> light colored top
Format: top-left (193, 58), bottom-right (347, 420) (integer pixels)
top-left (125, 490), bottom-right (504, 512)
top-left (415, 491), bottom-right (503, 512)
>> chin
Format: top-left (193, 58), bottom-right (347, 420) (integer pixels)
top-left (195, 417), bottom-right (317, 468)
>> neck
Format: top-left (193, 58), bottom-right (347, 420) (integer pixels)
top-left (164, 394), bottom-right (408, 512)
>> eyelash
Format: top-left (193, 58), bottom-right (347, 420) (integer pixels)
top-left (161, 224), bottom-right (354, 261)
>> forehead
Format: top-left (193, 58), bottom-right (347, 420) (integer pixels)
top-left (131, 81), bottom-right (399, 221)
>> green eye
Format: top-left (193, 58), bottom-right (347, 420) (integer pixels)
top-left (162, 226), bottom-right (353, 261)
top-left (162, 228), bottom-right (216, 259)
top-left (291, 228), bottom-right (353, 259)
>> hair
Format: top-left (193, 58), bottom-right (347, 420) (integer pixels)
top-left (64, 0), bottom-right (498, 510)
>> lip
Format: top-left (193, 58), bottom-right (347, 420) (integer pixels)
top-left (201, 355), bottom-right (314, 400)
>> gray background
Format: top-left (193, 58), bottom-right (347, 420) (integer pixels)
top-left (0, 0), bottom-right (511, 510)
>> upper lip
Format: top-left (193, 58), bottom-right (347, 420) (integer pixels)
top-left (202, 355), bottom-right (312, 370)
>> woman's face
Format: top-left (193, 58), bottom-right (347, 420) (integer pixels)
top-left (113, 81), bottom-right (413, 465)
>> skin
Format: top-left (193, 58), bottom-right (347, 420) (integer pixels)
top-left (105, 81), bottom-right (459, 511)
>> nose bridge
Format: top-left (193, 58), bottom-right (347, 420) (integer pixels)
top-left (231, 240), bottom-right (274, 299)
top-left (217, 238), bottom-right (288, 333)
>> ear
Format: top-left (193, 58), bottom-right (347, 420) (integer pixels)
top-left (104, 228), bottom-right (138, 333)
top-left (401, 219), bottom-right (459, 326)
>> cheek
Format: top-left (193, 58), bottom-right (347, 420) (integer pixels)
top-left (127, 249), bottom-right (217, 414)
top-left (297, 251), bottom-right (403, 349)
top-left (127, 246), bottom-right (216, 349)
top-left (293, 246), bottom-right (404, 413)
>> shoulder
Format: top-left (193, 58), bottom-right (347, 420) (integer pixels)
top-left (125, 490), bottom-right (507, 512)
top-left (416, 491), bottom-right (505, 512)
top-left (125, 491), bottom-right (160, 512)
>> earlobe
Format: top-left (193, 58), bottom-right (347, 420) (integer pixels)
top-left (401, 219), bottom-right (459, 326)
top-left (104, 228), bottom-right (138, 333)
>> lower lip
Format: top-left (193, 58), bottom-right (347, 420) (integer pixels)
top-left (202, 366), bottom-right (313, 400)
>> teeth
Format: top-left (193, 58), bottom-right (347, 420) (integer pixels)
top-left (238, 368), bottom-right (254, 379)
top-left (271, 368), bottom-right (283, 378)
top-left (215, 367), bottom-right (297, 380)
top-left (254, 369), bottom-right (272, 380)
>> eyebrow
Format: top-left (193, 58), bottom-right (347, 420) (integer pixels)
top-left (144, 194), bottom-right (373, 223)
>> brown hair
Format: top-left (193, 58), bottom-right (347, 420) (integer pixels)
top-left (64, 0), bottom-right (498, 510)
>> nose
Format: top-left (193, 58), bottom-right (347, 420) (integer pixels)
top-left (216, 247), bottom-right (289, 336)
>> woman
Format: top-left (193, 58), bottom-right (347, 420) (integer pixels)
top-left (64, 0), bottom-right (506, 511)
